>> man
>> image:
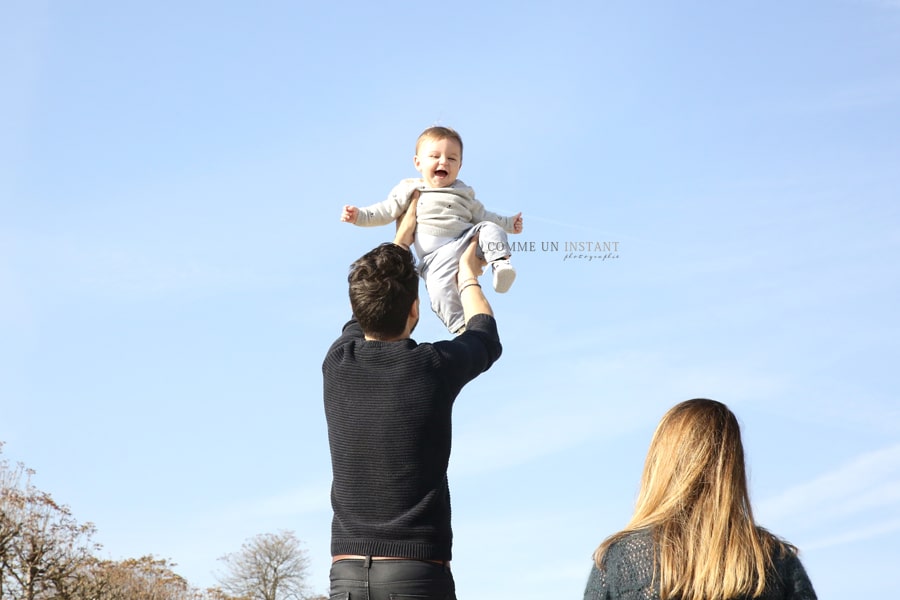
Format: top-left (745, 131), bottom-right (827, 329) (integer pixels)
top-left (322, 199), bottom-right (502, 599)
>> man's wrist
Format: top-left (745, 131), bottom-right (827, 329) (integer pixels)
top-left (458, 281), bottom-right (481, 294)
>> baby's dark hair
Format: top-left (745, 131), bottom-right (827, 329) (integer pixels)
top-left (416, 126), bottom-right (464, 158)
top-left (348, 243), bottom-right (418, 339)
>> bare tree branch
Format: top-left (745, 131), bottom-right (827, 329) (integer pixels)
top-left (216, 531), bottom-right (311, 600)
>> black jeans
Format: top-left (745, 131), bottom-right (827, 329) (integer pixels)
top-left (329, 557), bottom-right (457, 600)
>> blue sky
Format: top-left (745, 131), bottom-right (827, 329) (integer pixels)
top-left (2, 1), bottom-right (898, 598)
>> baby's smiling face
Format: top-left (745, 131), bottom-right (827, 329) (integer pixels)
top-left (414, 137), bottom-right (462, 188)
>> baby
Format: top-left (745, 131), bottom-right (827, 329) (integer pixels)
top-left (342, 126), bottom-right (523, 333)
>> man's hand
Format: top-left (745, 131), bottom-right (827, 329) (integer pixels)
top-left (458, 234), bottom-right (487, 284)
top-left (341, 205), bottom-right (359, 223)
top-left (393, 191), bottom-right (419, 249)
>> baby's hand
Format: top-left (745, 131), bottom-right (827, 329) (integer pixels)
top-left (341, 205), bottom-right (359, 223)
top-left (512, 212), bottom-right (524, 234)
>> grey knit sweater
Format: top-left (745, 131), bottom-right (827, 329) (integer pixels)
top-left (583, 530), bottom-right (817, 600)
top-left (354, 178), bottom-right (516, 238)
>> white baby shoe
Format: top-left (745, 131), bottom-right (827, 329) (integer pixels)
top-left (491, 259), bottom-right (516, 293)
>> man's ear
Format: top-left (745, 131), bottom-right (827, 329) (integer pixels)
top-left (410, 298), bottom-right (420, 322)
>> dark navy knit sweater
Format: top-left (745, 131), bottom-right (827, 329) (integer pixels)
top-left (583, 530), bottom-right (817, 600)
top-left (322, 313), bottom-right (502, 560)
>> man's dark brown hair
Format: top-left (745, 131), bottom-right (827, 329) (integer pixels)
top-left (348, 243), bottom-right (419, 340)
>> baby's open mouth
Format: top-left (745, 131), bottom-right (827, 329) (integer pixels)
top-left (435, 169), bottom-right (448, 177)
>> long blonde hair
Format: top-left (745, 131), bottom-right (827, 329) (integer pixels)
top-left (594, 399), bottom-right (793, 599)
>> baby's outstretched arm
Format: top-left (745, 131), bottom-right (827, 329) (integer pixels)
top-left (512, 212), bottom-right (523, 234)
top-left (341, 205), bottom-right (359, 224)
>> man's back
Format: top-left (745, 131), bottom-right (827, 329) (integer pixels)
top-left (323, 313), bottom-right (501, 561)
top-left (325, 231), bottom-right (500, 600)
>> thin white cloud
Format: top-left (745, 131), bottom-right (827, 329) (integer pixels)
top-left (451, 403), bottom-right (602, 476)
top-left (0, 2), bottom-right (48, 164)
top-left (6, 229), bottom-right (284, 302)
top-left (803, 516), bottom-right (900, 550)
top-left (76, 251), bottom-right (259, 297)
top-left (758, 443), bottom-right (900, 533)
top-left (0, 256), bottom-right (33, 329)
top-left (451, 508), bottom-right (602, 599)
top-left (451, 350), bottom-right (789, 477)
top-left (521, 213), bottom-right (616, 236)
top-left (817, 79), bottom-right (900, 112)
top-left (774, 76), bottom-right (900, 115)
top-left (211, 481), bottom-right (331, 523)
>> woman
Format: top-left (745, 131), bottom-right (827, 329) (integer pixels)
top-left (583, 399), bottom-right (817, 600)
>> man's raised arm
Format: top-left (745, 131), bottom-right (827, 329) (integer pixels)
top-left (457, 235), bottom-right (493, 323)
